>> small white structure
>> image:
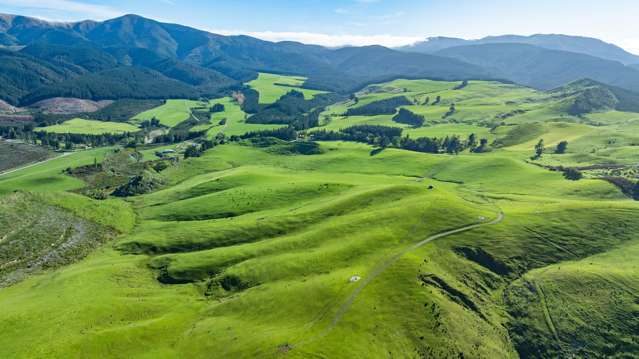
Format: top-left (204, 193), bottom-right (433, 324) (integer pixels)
top-left (349, 275), bottom-right (361, 283)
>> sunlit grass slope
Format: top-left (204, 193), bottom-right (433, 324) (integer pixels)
top-left (1, 138), bottom-right (637, 358)
top-left (248, 73), bottom-right (326, 104)
top-left (132, 99), bottom-right (204, 127)
top-left (36, 118), bottom-right (140, 135)
top-left (199, 96), bottom-right (284, 137)
top-left (0, 147), bottom-right (113, 195)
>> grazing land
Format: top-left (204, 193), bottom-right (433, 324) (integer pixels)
top-left (190, 97), bottom-right (285, 137)
top-left (35, 118), bottom-right (140, 135)
top-left (248, 73), bottom-right (327, 104)
top-left (132, 99), bottom-right (205, 127)
top-left (2, 76), bottom-right (639, 358)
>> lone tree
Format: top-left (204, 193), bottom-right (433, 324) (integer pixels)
top-left (473, 138), bottom-right (489, 153)
top-left (563, 168), bottom-right (583, 181)
top-left (533, 139), bottom-right (545, 159)
top-left (467, 133), bottom-right (478, 151)
top-left (555, 140), bottom-right (568, 154)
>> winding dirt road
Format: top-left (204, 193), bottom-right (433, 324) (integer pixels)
top-left (294, 211), bottom-right (505, 347)
top-left (0, 152), bottom-right (71, 178)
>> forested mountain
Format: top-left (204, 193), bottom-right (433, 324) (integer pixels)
top-left (0, 13), bottom-right (490, 105)
top-left (1, 13), bottom-right (639, 107)
top-left (403, 34), bottom-right (639, 65)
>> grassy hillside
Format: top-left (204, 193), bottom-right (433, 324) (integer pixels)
top-left (248, 73), bottom-right (327, 104)
top-left (191, 96), bottom-right (284, 137)
top-left (36, 118), bottom-right (140, 135)
top-left (132, 99), bottom-right (204, 128)
top-left (1, 77), bottom-right (639, 358)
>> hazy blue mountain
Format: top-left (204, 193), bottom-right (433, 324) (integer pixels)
top-left (436, 43), bottom-right (639, 92)
top-left (404, 34), bottom-right (639, 65)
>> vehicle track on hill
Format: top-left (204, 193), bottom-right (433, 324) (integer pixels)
top-left (0, 152), bottom-right (71, 178)
top-left (292, 211), bottom-right (504, 349)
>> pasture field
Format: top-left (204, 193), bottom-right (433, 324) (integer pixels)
top-left (248, 73), bottom-right (327, 104)
top-left (1, 138), bottom-right (638, 358)
top-left (200, 97), bottom-right (285, 137)
top-left (1, 77), bottom-right (639, 358)
top-left (132, 99), bottom-right (205, 127)
top-left (0, 147), bottom-right (113, 195)
top-left (35, 118), bottom-right (140, 135)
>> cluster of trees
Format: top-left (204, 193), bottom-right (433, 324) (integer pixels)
top-left (210, 103), bottom-right (225, 113)
top-left (604, 177), bottom-right (639, 200)
top-left (184, 133), bottom-right (226, 159)
top-left (453, 80), bottom-right (469, 90)
top-left (154, 129), bottom-right (206, 144)
top-left (562, 167), bottom-right (583, 180)
top-left (238, 88), bottom-right (261, 114)
top-left (311, 125), bottom-right (488, 154)
top-left (532, 139), bottom-right (545, 159)
top-left (568, 86), bottom-right (618, 115)
top-left (555, 141), bottom-right (568, 154)
top-left (245, 91), bottom-right (344, 130)
top-left (0, 125), bottom-right (139, 149)
top-left (495, 109), bottom-right (526, 120)
top-left (345, 96), bottom-right (412, 116)
top-left (21, 67), bottom-right (202, 105)
top-left (533, 139), bottom-right (569, 159)
top-left (140, 118), bottom-right (162, 129)
top-left (238, 127), bottom-right (298, 141)
top-left (443, 103), bottom-right (456, 118)
top-left (392, 108), bottom-right (425, 127)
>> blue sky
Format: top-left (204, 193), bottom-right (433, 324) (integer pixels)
top-left (1, 0), bottom-right (638, 52)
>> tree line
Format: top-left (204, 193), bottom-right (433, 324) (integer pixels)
top-left (310, 125), bottom-right (490, 154)
top-left (0, 125), bottom-right (140, 149)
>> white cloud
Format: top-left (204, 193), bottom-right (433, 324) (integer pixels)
top-left (210, 29), bottom-right (421, 48)
top-left (0, 0), bottom-right (123, 20)
top-left (616, 38), bottom-right (639, 56)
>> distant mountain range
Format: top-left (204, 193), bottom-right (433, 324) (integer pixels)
top-left (1, 13), bottom-right (639, 106)
top-left (402, 34), bottom-right (639, 65)
top-left (435, 43), bottom-right (639, 92)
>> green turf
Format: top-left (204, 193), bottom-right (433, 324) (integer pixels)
top-left (2, 78), bottom-right (639, 358)
top-left (248, 73), bottom-right (327, 104)
top-left (35, 118), bottom-right (140, 135)
top-left (132, 99), bottom-right (205, 127)
top-left (0, 147), bottom-right (113, 195)
top-left (201, 97), bottom-right (284, 137)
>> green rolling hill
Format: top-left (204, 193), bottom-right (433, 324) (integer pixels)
top-left (1, 76), bottom-right (639, 358)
